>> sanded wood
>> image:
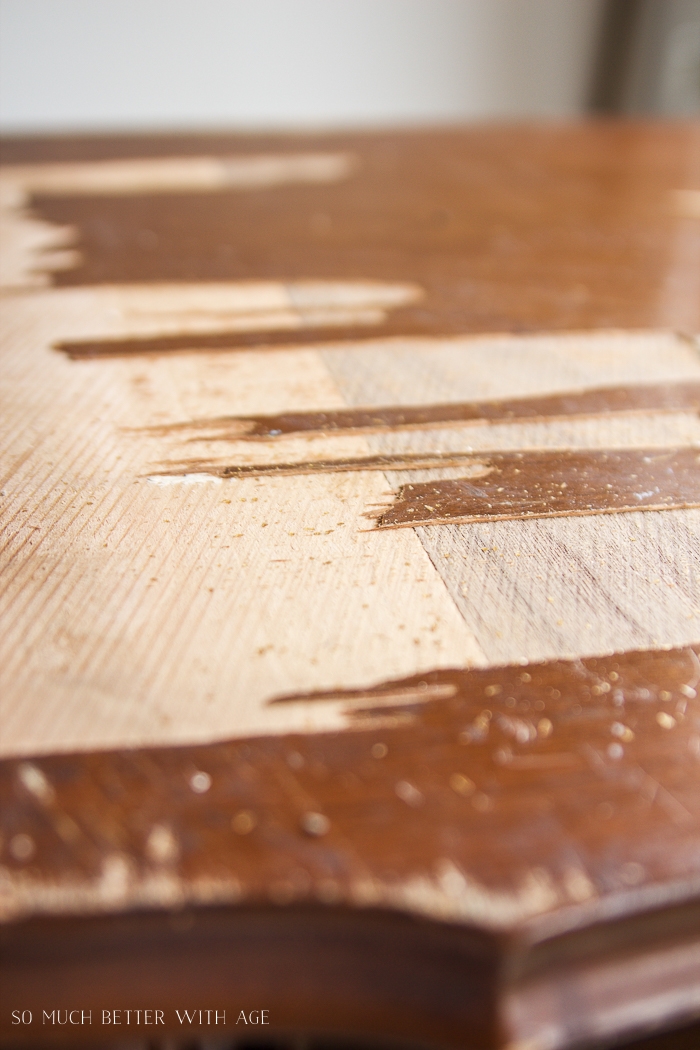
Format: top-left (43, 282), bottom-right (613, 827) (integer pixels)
top-left (1, 125), bottom-right (700, 1050)
top-left (323, 333), bottom-right (700, 667)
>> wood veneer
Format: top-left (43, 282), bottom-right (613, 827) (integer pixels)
top-left (1, 124), bottom-right (699, 1049)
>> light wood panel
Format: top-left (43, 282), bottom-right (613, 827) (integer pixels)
top-left (0, 287), bottom-right (480, 757)
top-left (322, 332), bottom-right (700, 666)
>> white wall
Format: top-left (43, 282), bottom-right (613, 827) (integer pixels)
top-left (0, 0), bottom-right (605, 132)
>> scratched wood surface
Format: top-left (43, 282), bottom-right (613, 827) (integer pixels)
top-left (1, 124), bottom-right (700, 1050)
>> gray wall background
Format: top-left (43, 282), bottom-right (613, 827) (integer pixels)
top-left (0, 0), bottom-right (698, 133)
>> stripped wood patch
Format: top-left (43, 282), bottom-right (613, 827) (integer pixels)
top-left (3, 292), bottom-right (700, 753)
top-left (47, 280), bottom-right (423, 352)
top-left (316, 332), bottom-right (700, 665)
top-left (0, 287), bottom-right (484, 757)
top-left (376, 448), bottom-right (700, 529)
top-left (1, 152), bottom-right (356, 198)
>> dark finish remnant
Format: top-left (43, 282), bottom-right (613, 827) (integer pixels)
top-left (147, 381), bottom-right (700, 442)
top-left (153, 453), bottom-right (495, 480)
top-left (8, 123), bottom-right (700, 338)
top-left (55, 323), bottom-right (399, 360)
top-left (376, 448), bottom-right (700, 529)
top-left (2, 644), bottom-right (700, 1048)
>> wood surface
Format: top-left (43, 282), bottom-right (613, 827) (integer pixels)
top-left (1, 123), bottom-right (700, 1050)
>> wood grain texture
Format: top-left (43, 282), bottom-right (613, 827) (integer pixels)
top-left (322, 332), bottom-right (700, 667)
top-left (1, 125), bottom-right (700, 1050)
top-left (3, 316), bottom-right (700, 755)
top-left (0, 290), bottom-right (482, 758)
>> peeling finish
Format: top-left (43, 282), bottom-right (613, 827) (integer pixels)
top-left (17, 763), bottom-right (54, 804)
top-left (0, 866), bottom-right (242, 922)
top-left (154, 380), bottom-right (700, 442)
top-left (189, 770), bottom-right (212, 794)
top-left (1, 644), bottom-right (698, 937)
top-left (300, 812), bottom-right (331, 837)
top-left (376, 448), bottom-right (700, 528)
top-left (53, 279), bottom-right (424, 359)
top-left (151, 453), bottom-right (495, 482)
top-left (145, 824), bottom-right (179, 865)
top-left (2, 152), bottom-right (356, 198)
top-left (55, 322), bottom-right (407, 359)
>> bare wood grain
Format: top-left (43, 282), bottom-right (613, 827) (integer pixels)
top-left (323, 333), bottom-right (700, 667)
top-left (0, 288), bottom-right (480, 759)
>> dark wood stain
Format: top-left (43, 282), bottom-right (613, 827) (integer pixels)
top-left (55, 323), bottom-right (397, 360)
top-left (7, 122), bottom-right (700, 338)
top-left (377, 448), bottom-right (700, 529)
top-left (2, 643), bottom-right (700, 1047)
top-left (148, 380), bottom-right (700, 442)
top-left (154, 452), bottom-right (494, 480)
top-left (1, 907), bottom-right (501, 1049)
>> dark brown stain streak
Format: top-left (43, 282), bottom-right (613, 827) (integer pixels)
top-left (148, 381), bottom-right (700, 442)
top-left (376, 448), bottom-right (700, 529)
top-left (154, 452), bottom-right (495, 480)
top-left (55, 323), bottom-right (393, 360)
top-left (271, 643), bottom-right (700, 725)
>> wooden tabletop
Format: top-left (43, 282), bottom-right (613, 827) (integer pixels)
top-left (1, 122), bottom-right (699, 1050)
